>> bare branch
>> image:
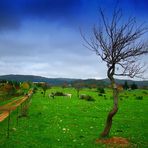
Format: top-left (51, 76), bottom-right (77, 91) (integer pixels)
top-left (81, 8), bottom-right (148, 80)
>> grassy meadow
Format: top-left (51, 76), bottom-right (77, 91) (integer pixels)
top-left (0, 87), bottom-right (148, 147)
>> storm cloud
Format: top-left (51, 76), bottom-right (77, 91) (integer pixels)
top-left (0, 0), bottom-right (148, 79)
top-left (0, 0), bottom-right (82, 30)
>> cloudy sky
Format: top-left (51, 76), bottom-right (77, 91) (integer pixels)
top-left (0, 0), bottom-right (148, 79)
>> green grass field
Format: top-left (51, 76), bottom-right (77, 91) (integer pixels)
top-left (0, 87), bottom-right (148, 147)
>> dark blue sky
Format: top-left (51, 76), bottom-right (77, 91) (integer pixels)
top-left (0, 0), bottom-right (148, 79)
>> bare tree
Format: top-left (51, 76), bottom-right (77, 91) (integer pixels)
top-left (81, 8), bottom-right (148, 137)
top-left (73, 82), bottom-right (84, 98)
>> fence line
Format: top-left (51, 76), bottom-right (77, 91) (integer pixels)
top-left (0, 89), bottom-right (33, 138)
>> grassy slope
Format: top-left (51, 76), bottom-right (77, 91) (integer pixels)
top-left (0, 87), bottom-right (148, 148)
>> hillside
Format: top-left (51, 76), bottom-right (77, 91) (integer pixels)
top-left (0, 74), bottom-right (148, 87)
top-left (0, 74), bottom-right (76, 85)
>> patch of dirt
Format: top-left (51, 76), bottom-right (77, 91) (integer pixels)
top-left (0, 90), bottom-right (33, 122)
top-left (96, 137), bottom-right (130, 147)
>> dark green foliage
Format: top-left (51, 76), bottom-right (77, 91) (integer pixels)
top-left (142, 91), bottom-right (148, 94)
top-left (135, 96), bottom-right (143, 100)
top-left (40, 83), bottom-right (50, 97)
top-left (97, 87), bottom-right (105, 94)
top-left (7, 80), bottom-right (13, 85)
top-left (131, 83), bottom-right (138, 90)
top-left (16, 89), bottom-right (24, 96)
top-left (98, 93), bottom-right (103, 96)
top-left (104, 95), bottom-right (107, 100)
top-left (54, 92), bottom-right (65, 96)
top-left (13, 81), bottom-right (20, 88)
top-left (123, 81), bottom-right (129, 90)
top-left (80, 94), bottom-right (95, 101)
top-left (119, 95), bottom-right (124, 101)
top-left (32, 86), bottom-right (38, 93)
top-left (87, 97), bottom-right (95, 101)
top-left (8, 87), bottom-right (16, 96)
top-left (0, 79), bottom-right (7, 83)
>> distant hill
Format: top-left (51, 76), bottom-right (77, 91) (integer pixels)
top-left (71, 78), bottom-right (148, 87)
top-left (102, 78), bottom-right (148, 87)
top-left (0, 74), bottom-right (76, 85)
top-left (0, 74), bottom-right (148, 87)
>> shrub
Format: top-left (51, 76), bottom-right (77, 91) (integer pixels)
top-left (104, 96), bottom-right (107, 100)
top-left (54, 92), bottom-right (65, 96)
top-left (87, 97), bottom-right (95, 101)
top-left (142, 91), bottom-right (148, 95)
top-left (97, 87), bottom-right (105, 94)
top-left (123, 81), bottom-right (129, 90)
top-left (98, 93), bottom-right (103, 96)
top-left (135, 96), bottom-right (143, 100)
top-left (0, 83), bottom-right (16, 96)
top-left (131, 83), bottom-right (138, 90)
top-left (80, 95), bottom-right (95, 101)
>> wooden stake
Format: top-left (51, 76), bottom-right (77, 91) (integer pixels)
top-left (16, 107), bottom-right (19, 126)
top-left (7, 110), bottom-right (10, 138)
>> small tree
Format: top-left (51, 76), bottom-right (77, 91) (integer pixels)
top-left (0, 83), bottom-right (16, 99)
top-left (73, 82), bottom-right (84, 98)
top-left (21, 82), bottom-right (30, 94)
top-left (62, 82), bottom-right (68, 89)
top-left (97, 87), bottom-right (105, 94)
top-left (90, 83), bottom-right (97, 89)
top-left (123, 81), bottom-right (129, 90)
top-left (41, 82), bottom-right (50, 97)
top-left (82, 8), bottom-right (148, 137)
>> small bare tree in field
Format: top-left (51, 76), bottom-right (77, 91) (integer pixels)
top-left (81, 8), bottom-right (148, 137)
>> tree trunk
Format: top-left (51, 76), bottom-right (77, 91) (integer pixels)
top-left (100, 81), bottom-right (118, 137)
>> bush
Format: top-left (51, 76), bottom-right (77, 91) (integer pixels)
top-left (0, 83), bottom-right (16, 97)
top-left (80, 95), bottom-right (95, 101)
top-left (87, 97), bottom-right (95, 101)
top-left (104, 95), bottom-right (107, 99)
top-left (54, 92), bottom-right (65, 96)
top-left (97, 87), bottom-right (105, 94)
top-left (131, 83), bottom-right (138, 90)
top-left (98, 93), bottom-right (103, 96)
top-left (142, 91), bottom-right (148, 95)
top-left (135, 96), bottom-right (143, 100)
top-left (16, 89), bottom-right (24, 96)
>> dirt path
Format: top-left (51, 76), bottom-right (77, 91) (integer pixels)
top-left (0, 90), bottom-right (33, 122)
top-left (0, 111), bottom-right (9, 122)
top-left (96, 137), bottom-right (130, 147)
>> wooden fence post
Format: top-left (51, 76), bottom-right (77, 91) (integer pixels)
top-left (7, 110), bottom-right (10, 138)
top-left (16, 107), bottom-right (19, 126)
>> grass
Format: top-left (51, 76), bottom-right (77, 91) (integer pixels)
top-left (0, 87), bottom-right (148, 147)
top-left (0, 96), bottom-right (23, 106)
